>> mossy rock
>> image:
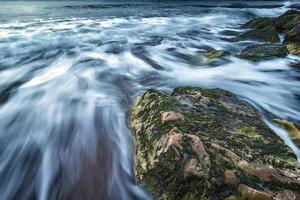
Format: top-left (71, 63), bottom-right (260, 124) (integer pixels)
top-left (237, 26), bottom-right (280, 43)
top-left (285, 24), bottom-right (300, 43)
top-left (285, 42), bottom-right (300, 55)
top-left (273, 9), bottom-right (300, 33)
top-left (239, 44), bottom-right (288, 61)
top-left (273, 119), bottom-right (300, 148)
top-left (241, 17), bottom-right (274, 29)
top-left (204, 50), bottom-right (230, 61)
top-left (130, 87), bottom-right (300, 200)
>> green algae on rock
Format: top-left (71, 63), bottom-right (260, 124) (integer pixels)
top-left (204, 50), bottom-right (230, 61)
top-left (239, 44), bottom-right (288, 61)
top-left (273, 9), bottom-right (300, 33)
top-left (130, 87), bottom-right (300, 200)
top-left (283, 24), bottom-right (300, 55)
top-left (237, 26), bottom-right (280, 43)
top-left (285, 24), bottom-right (300, 43)
top-left (241, 17), bottom-right (274, 29)
top-left (285, 42), bottom-right (300, 55)
top-left (273, 119), bottom-right (300, 148)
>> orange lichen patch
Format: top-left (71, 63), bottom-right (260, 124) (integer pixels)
top-left (224, 170), bottom-right (239, 186)
top-left (186, 134), bottom-right (208, 157)
top-left (161, 111), bottom-right (184, 123)
top-left (212, 143), bottom-right (300, 184)
top-left (238, 184), bottom-right (272, 200)
top-left (184, 158), bottom-right (208, 179)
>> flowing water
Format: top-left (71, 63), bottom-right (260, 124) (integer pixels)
top-left (0, 1), bottom-right (300, 199)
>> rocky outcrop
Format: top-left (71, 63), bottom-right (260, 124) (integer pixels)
top-left (237, 26), bottom-right (280, 43)
top-left (241, 17), bottom-right (274, 29)
top-left (130, 87), bottom-right (300, 200)
top-left (273, 10), bottom-right (300, 33)
top-left (239, 44), bottom-right (288, 61)
top-left (237, 9), bottom-right (300, 57)
top-left (284, 24), bottom-right (300, 55)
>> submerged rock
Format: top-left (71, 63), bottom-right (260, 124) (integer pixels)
top-left (130, 87), bottom-right (300, 200)
top-left (239, 44), bottom-right (288, 61)
top-left (273, 9), bottom-right (300, 33)
top-left (241, 17), bottom-right (274, 29)
top-left (273, 119), bottom-right (300, 148)
top-left (237, 26), bottom-right (280, 43)
top-left (204, 50), bottom-right (230, 61)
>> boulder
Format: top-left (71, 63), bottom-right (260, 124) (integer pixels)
top-left (290, 61), bottom-right (300, 68)
top-left (237, 26), bottom-right (280, 43)
top-left (239, 44), bottom-right (288, 61)
top-left (273, 9), bottom-right (300, 33)
top-left (283, 24), bottom-right (300, 55)
top-left (285, 24), bottom-right (300, 43)
top-left (130, 87), bottom-right (300, 200)
top-left (241, 17), bottom-right (274, 29)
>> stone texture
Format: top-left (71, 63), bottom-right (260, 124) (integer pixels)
top-left (130, 87), bottom-right (300, 200)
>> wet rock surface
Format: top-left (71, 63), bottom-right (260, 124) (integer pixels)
top-left (130, 87), bottom-right (300, 200)
top-left (284, 24), bottom-right (300, 55)
top-left (273, 10), bottom-right (300, 33)
top-left (237, 26), bottom-right (280, 43)
top-left (238, 9), bottom-right (300, 57)
top-left (239, 44), bottom-right (288, 61)
top-left (241, 17), bottom-right (274, 29)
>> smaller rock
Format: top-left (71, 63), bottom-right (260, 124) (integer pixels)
top-left (241, 17), bottom-right (274, 29)
top-left (161, 111), bottom-right (184, 123)
top-left (273, 9), bottom-right (300, 33)
top-left (204, 50), bottom-right (230, 61)
top-left (237, 26), bottom-right (280, 43)
top-left (273, 119), bottom-right (300, 148)
top-left (239, 44), bottom-right (288, 61)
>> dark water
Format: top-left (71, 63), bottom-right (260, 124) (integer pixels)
top-left (0, 1), bottom-right (300, 200)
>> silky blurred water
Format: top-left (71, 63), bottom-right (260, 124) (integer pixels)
top-left (0, 1), bottom-right (300, 200)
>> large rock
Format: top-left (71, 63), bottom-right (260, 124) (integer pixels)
top-left (239, 44), bottom-right (288, 61)
top-left (285, 24), bottom-right (300, 43)
top-left (130, 87), bottom-right (300, 200)
top-left (237, 26), bottom-right (280, 43)
top-left (273, 9), bottom-right (300, 33)
top-left (241, 17), bottom-right (274, 29)
top-left (283, 24), bottom-right (300, 55)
